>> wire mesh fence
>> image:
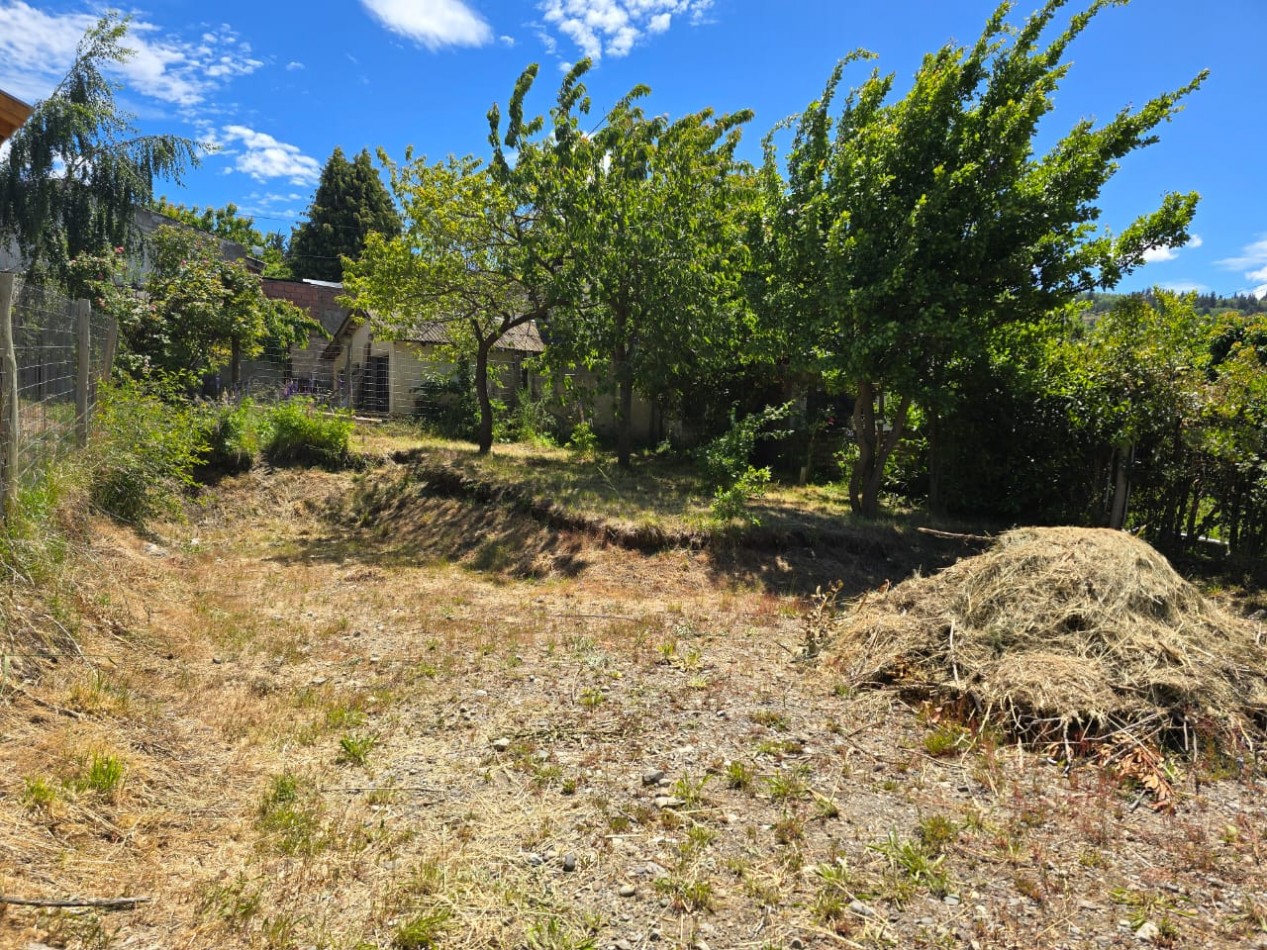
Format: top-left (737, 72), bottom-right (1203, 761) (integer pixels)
top-left (0, 273), bottom-right (116, 502)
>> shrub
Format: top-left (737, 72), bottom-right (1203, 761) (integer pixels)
top-left (88, 380), bottom-right (206, 524)
top-left (700, 403), bottom-right (791, 525)
top-left (197, 399), bottom-right (265, 477)
top-left (567, 421), bottom-right (601, 462)
top-left (413, 365), bottom-right (478, 440)
top-left (263, 399), bottom-right (352, 468)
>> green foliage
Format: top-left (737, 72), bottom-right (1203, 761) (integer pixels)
top-left (391, 907), bottom-right (451, 950)
top-left (757, 2), bottom-right (1205, 516)
top-left (701, 403), bottom-right (790, 524)
top-left (263, 399), bottom-right (353, 468)
top-left (73, 752), bottom-right (124, 797)
top-left (257, 772), bottom-right (323, 856)
top-left (412, 365), bottom-right (479, 440)
top-left (122, 225), bottom-right (318, 389)
top-left (566, 421), bottom-right (601, 463)
top-left (152, 198), bottom-right (292, 278)
top-left (197, 400), bottom-right (265, 476)
top-left (289, 147), bottom-right (401, 282)
top-left (870, 829), bottom-right (950, 899)
top-left (88, 380), bottom-right (207, 524)
top-left (337, 733), bottom-right (377, 767)
top-left (0, 14), bottom-right (199, 284)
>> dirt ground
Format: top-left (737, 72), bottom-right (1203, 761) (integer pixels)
top-left (1, 461), bottom-right (1265, 950)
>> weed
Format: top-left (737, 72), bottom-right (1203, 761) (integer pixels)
top-left (1013, 874), bottom-right (1044, 903)
top-left (392, 907), bottom-right (451, 949)
top-left (265, 399), bottom-right (353, 468)
top-left (257, 772), bottom-right (323, 856)
top-left (917, 814), bottom-right (960, 854)
top-left (338, 733), bottom-right (378, 767)
top-left (21, 776), bottom-right (58, 812)
top-left (923, 721), bottom-right (973, 757)
top-left (654, 874), bottom-right (716, 912)
top-left (870, 829), bottom-right (950, 899)
top-left (578, 686), bottom-right (605, 708)
top-left (766, 767), bottom-right (810, 802)
top-left (73, 752), bottom-right (124, 798)
top-left (725, 760), bottom-right (755, 792)
top-left (802, 580), bottom-right (843, 659)
top-left (774, 814), bottom-right (805, 844)
top-left (750, 708), bottom-right (790, 731)
top-left (525, 916), bottom-right (597, 950)
top-left (199, 874), bottom-right (262, 931)
top-left (671, 773), bottom-right (710, 807)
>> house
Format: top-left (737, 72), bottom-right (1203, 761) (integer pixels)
top-left (252, 278), bottom-right (352, 395)
top-left (319, 310), bottom-right (545, 415)
top-left (0, 88), bottom-right (32, 144)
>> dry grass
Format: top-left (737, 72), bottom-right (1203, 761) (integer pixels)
top-left (834, 527), bottom-right (1267, 752)
top-left (2, 464), bottom-right (1266, 949)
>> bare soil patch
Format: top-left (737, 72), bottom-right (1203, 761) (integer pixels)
top-left (1, 466), bottom-right (1265, 950)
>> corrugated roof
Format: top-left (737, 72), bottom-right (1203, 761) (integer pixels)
top-left (401, 319), bottom-right (545, 353)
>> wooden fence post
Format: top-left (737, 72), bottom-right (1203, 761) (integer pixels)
top-left (0, 273), bottom-right (20, 515)
top-left (75, 299), bottom-right (91, 447)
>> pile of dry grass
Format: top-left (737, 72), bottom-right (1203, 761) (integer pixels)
top-left (833, 527), bottom-right (1267, 751)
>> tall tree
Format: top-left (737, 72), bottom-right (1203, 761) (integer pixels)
top-left (759, 0), bottom-right (1205, 517)
top-left (0, 14), bottom-right (199, 284)
top-left (288, 148), bottom-right (401, 282)
top-left (539, 64), bottom-right (754, 468)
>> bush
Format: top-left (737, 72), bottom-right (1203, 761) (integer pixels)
top-left (496, 394), bottom-right (558, 446)
top-left (700, 403), bottom-right (791, 524)
top-left (197, 399), bottom-right (265, 477)
top-left (264, 399), bottom-right (353, 468)
top-left (567, 421), bottom-right (602, 462)
top-left (412, 366), bottom-right (478, 440)
top-left (88, 380), bottom-right (207, 524)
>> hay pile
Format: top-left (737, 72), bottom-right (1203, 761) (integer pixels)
top-left (834, 527), bottom-right (1267, 749)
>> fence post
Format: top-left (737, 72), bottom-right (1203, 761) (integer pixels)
top-left (75, 299), bottom-right (90, 447)
top-left (0, 273), bottom-right (20, 515)
top-left (100, 315), bottom-right (118, 383)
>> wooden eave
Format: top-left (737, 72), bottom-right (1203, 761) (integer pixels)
top-left (0, 89), bottom-right (33, 144)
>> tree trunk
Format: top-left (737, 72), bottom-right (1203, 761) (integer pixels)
top-left (927, 407), bottom-right (944, 517)
top-left (613, 310), bottom-right (633, 469)
top-left (474, 342), bottom-right (494, 455)
top-left (850, 380), bottom-right (911, 519)
top-left (1108, 443), bottom-right (1133, 530)
top-left (230, 337), bottom-right (242, 387)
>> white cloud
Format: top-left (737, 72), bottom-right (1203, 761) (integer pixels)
top-left (286, 61), bottom-right (305, 71)
top-left (1217, 236), bottom-right (1267, 286)
top-left (0, 2), bottom-right (262, 108)
top-left (1142, 233), bottom-right (1202, 265)
top-left (220, 125), bottom-right (320, 185)
top-left (1160, 281), bottom-right (1211, 294)
top-left (539, 0), bottom-right (714, 61)
top-left (359, 0), bottom-right (492, 50)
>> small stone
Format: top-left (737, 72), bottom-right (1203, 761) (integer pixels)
top-left (654, 796), bottom-right (685, 809)
top-left (618, 884), bottom-right (637, 898)
top-left (789, 940), bottom-right (805, 950)
top-left (648, 931), bottom-right (662, 943)
top-left (492, 737), bottom-right (512, 752)
top-left (309, 675), bottom-right (326, 685)
top-left (849, 900), bottom-right (875, 918)
top-left (614, 942), bottom-right (633, 950)
top-left (474, 689), bottom-right (488, 697)
top-left (692, 941), bottom-right (711, 950)
top-left (943, 895), bottom-right (960, 905)
top-left (562, 854), bottom-right (577, 872)
top-left (1135, 922), bottom-right (1160, 942)
top-left (642, 770), bottom-right (665, 786)
top-left (525, 852), bottom-right (544, 867)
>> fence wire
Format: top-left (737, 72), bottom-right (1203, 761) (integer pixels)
top-left (4, 279), bottom-right (114, 489)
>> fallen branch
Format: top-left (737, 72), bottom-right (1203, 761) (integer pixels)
top-left (915, 526), bottom-right (992, 543)
top-left (0, 895), bottom-right (149, 910)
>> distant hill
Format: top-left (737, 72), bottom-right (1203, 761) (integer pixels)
top-left (1081, 291), bottom-right (1267, 317)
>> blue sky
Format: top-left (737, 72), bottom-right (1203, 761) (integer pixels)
top-left (2, 0), bottom-right (1264, 295)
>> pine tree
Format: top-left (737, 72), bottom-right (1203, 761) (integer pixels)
top-left (287, 148), bottom-right (400, 282)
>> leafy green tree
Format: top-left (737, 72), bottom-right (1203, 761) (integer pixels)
top-left (344, 152), bottom-right (556, 453)
top-left (123, 225), bottom-right (317, 389)
top-left (758, 0), bottom-right (1205, 517)
top-left (152, 198), bottom-right (292, 277)
top-left (537, 64), bottom-right (754, 468)
top-left (288, 148), bottom-right (401, 282)
top-left (0, 14), bottom-right (199, 285)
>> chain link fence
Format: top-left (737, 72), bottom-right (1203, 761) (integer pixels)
top-left (0, 273), bottom-right (116, 507)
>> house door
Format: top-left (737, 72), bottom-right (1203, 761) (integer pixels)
top-left (364, 355), bottom-right (390, 414)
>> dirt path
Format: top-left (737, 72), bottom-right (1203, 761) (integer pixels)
top-left (2, 466), bottom-right (1265, 950)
